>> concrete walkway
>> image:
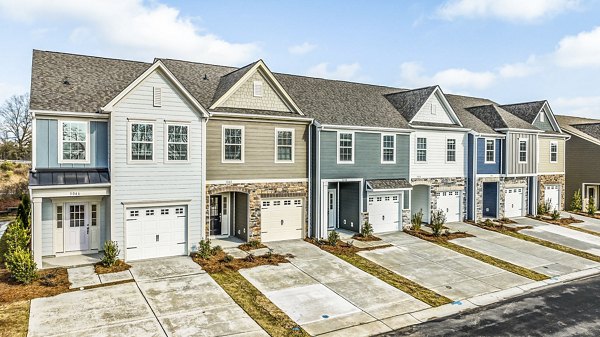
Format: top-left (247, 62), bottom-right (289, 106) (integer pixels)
top-left (563, 211), bottom-right (600, 234)
top-left (240, 240), bottom-right (429, 336)
top-left (29, 256), bottom-right (267, 337)
top-left (515, 217), bottom-right (600, 256)
top-left (359, 232), bottom-right (532, 301)
top-left (446, 222), bottom-right (599, 277)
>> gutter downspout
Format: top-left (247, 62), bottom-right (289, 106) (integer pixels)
top-left (307, 119), bottom-right (314, 238)
top-left (314, 121), bottom-right (322, 238)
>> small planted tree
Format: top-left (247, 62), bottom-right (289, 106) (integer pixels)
top-left (5, 246), bottom-right (37, 284)
top-left (101, 241), bottom-right (120, 267)
top-left (430, 210), bottom-right (446, 237)
top-left (16, 193), bottom-right (31, 229)
top-left (361, 221), bottom-right (374, 238)
top-left (198, 239), bottom-right (212, 259)
top-left (411, 209), bottom-right (423, 231)
top-left (587, 197), bottom-right (597, 216)
top-left (571, 189), bottom-right (582, 212)
top-left (551, 209), bottom-right (560, 220)
top-left (327, 230), bottom-right (340, 246)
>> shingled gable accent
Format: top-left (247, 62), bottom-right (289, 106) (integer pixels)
top-left (209, 60), bottom-right (304, 115)
top-left (466, 104), bottom-right (539, 131)
top-left (101, 60), bottom-right (209, 118)
top-left (500, 101), bottom-right (562, 133)
top-left (385, 86), bottom-right (463, 127)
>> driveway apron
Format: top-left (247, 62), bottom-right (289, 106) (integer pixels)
top-left (516, 217), bottom-right (600, 256)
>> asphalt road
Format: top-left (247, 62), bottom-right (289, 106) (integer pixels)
top-left (380, 274), bottom-right (600, 337)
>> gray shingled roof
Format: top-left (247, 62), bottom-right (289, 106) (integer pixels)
top-left (445, 94), bottom-right (500, 134)
top-left (383, 86), bottom-right (437, 123)
top-left (366, 179), bottom-right (412, 190)
top-left (210, 61), bottom-right (258, 105)
top-left (30, 50), bottom-right (151, 113)
top-left (573, 123), bottom-right (600, 140)
top-left (557, 115), bottom-right (600, 142)
top-left (500, 101), bottom-right (546, 123)
top-left (467, 104), bottom-right (537, 130)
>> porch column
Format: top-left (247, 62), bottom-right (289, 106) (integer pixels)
top-left (32, 197), bottom-right (43, 267)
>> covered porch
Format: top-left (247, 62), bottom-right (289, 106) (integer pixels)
top-left (583, 183), bottom-right (600, 213)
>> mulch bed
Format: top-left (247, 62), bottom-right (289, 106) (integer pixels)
top-left (352, 234), bottom-right (382, 242)
top-left (465, 219), bottom-right (531, 232)
top-left (305, 238), bottom-right (391, 256)
top-left (573, 211), bottom-right (600, 220)
top-left (497, 218), bottom-right (517, 224)
top-left (404, 229), bottom-right (473, 242)
top-left (94, 260), bottom-right (131, 274)
top-left (0, 267), bottom-right (71, 303)
top-left (238, 242), bottom-right (268, 251)
top-left (531, 215), bottom-right (584, 226)
top-left (192, 251), bottom-right (293, 273)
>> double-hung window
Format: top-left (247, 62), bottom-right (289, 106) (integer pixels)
top-left (485, 139), bottom-right (495, 163)
top-left (416, 137), bottom-right (427, 162)
top-left (381, 134), bottom-right (395, 163)
top-left (518, 139), bottom-right (528, 163)
top-left (550, 141), bottom-right (558, 163)
top-left (275, 128), bottom-right (294, 162)
top-left (166, 124), bottom-right (189, 161)
top-left (130, 122), bottom-right (154, 161)
top-left (59, 121), bottom-right (89, 163)
top-left (446, 139), bottom-right (456, 162)
top-left (223, 126), bottom-right (244, 162)
top-left (338, 132), bottom-right (354, 163)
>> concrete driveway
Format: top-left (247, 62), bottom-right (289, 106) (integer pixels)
top-left (359, 232), bottom-right (532, 300)
top-left (446, 222), bottom-right (599, 277)
top-left (240, 240), bottom-right (429, 336)
top-left (515, 217), bottom-right (600, 256)
top-left (564, 211), bottom-right (600, 234)
top-left (29, 256), bottom-right (267, 337)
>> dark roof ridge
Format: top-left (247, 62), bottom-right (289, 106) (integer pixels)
top-left (500, 100), bottom-right (547, 107)
top-left (34, 49), bottom-right (151, 66)
top-left (384, 85), bottom-right (437, 96)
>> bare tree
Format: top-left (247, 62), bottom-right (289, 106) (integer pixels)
top-left (0, 93), bottom-right (31, 160)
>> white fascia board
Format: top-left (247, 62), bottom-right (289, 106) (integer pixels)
top-left (495, 128), bottom-right (544, 133)
top-left (209, 111), bottom-right (313, 123)
top-left (31, 110), bottom-right (110, 119)
top-left (410, 125), bottom-right (471, 132)
top-left (320, 124), bottom-right (413, 134)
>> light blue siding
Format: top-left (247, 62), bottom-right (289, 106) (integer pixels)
top-left (41, 199), bottom-right (53, 256)
top-left (533, 111), bottom-right (555, 131)
top-left (35, 119), bottom-right (109, 169)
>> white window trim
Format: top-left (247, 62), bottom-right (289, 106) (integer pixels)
top-left (484, 138), bottom-right (496, 164)
top-left (445, 138), bottom-right (457, 163)
top-left (337, 131), bottom-right (355, 164)
top-left (253, 80), bottom-right (263, 97)
top-left (380, 133), bottom-right (396, 164)
top-left (57, 120), bottom-right (91, 164)
top-left (222, 125), bottom-right (245, 163)
top-left (415, 137), bottom-right (427, 163)
top-left (550, 141), bottom-right (558, 163)
top-left (274, 128), bottom-right (295, 163)
top-left (518, 138), bottom-right (528, 164)
top-left (128, 120), bottom-right (156, 164)
top-left (164, 121), bottom-right (191, 163)
top-left (539, 111), bottom-right (545, 122)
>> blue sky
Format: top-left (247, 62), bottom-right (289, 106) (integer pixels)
top-left (1, 0), bottom-right (600, 118)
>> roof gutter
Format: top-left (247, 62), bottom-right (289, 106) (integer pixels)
top-left (209, 111), bottom-right (313, 122)
top-left (320, 124), bottom-right (413, 133)
top-left (495, 128), bottom-right (544, 133)
top-left (410, 125), bottom-right (471, 132)
top-left (31, 109), bottom-right (110, 119)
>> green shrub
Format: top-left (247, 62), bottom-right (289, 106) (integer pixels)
top-left (249, 240), bottom-right (261, 248)
top-left (551, 209), bottom-right (560, 220)
top-left (537, 202), bottom-right (547, 216)
top-left (3, 219), bottom-right (30, 254)
top-left (431, 210), bottom-right (446, 237)
top-left (483, 219), bottom-right (495, 227)
top-left (361, 221), bottom-right (374, 237)
top-left (411, 210), bottom-right (423, 231)
top-left (101, 241), bottom-right (120, 267)
top-left (5, 246), bottom-right (37, 284)
top-left (587, 197), bottom-right (597, 216)
top-left (223, 254), bottom-right (234, 263)
top-left (0, 161), bottom-right (15, 172)
top-left (327, 231), bottom-right (340, 246)
top-left (198, 239), bottom-right (212, 259)
top-left (244, 253), bottom-right (255, 262)
top-left (211, 245), bottom-right (222, 256)
top-left (17, 193), bottom-right (31, 229)
top-left (571, 189), bottom-right (583, 212)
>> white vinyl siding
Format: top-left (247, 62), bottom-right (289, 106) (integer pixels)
top-left (129, 122), bottom-right (154, 161)
top-left (222, 126), bottom-right (244, 162)
top-left (275, 128), bottom-right (294, 163)
top-left (550, 141), bottom-right (558, 163)
top-left (485, 139), bottom-right (495, 163)
top-left (381, 134), bottom-right (395, 164)
top-left (518, 139), bottom-right (528, 163)
top-left (337, 132), bottom-right (354, 164)
top-left (58, 121), bottom-right (89, 163)
top-left (411, 91), bottom-right (455, 125)
top-left (416, 138), bottom-right (427, 162)
top-left (166, 124), bottom-right (189, 161)
top-left (410, 130), bottom-right (467, 179)
top-left (446, 139), bottom-right (456, 162)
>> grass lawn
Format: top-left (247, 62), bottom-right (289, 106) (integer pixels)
top-left (406, 230), bottom-right (549, 281)
top-left (0, 300), bottom-right (29, 337)
top-left (308, 239), bottom-right (452, 307)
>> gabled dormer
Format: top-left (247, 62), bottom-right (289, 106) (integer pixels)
top-left (500, 101), bottom-right (562, 133)
top-left (385, 86), bottom-right (463, 127)
top-left (210, 60), bottom-right (303, 115)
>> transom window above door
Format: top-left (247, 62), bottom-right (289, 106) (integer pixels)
top-left (59, 121), bottom-right (89, 163)
top-left (275, 128), bottom-right (294, 162)
top-left (130, 122), bottom-right (154, 161)
top-left (167, 124), bottom-right (189, 161)
top-left (223, 126), bottom-right (244, 162)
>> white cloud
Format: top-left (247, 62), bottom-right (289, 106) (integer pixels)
top-left (0, 0), bottom-right (259, 65)
top-left (288, 42), bottom-right (316, 55)
top-left (554, 26), bottom-right (600, 68)
top-left (437, 0), bottom-right (579, 22)
top-left (499, 56), bottom-right (540, 78)
top-left (307, 62), bottom-right (361, 81)
top-left (400, 62), bottom-right (496, 91)
top-left (553, 96), bottom-right (600, 119)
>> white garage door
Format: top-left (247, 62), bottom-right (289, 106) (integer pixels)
top-left (368, 194), bottom-right (400, 233)
top-left (126, 205), bottom-right (187, 261)
top-left (436, 191), bottom-right (461, 223)
top-left (544, 185), bottom-right (560, 211)
top-left (261, 199), bottom-right (303, 242)
top-left (505, 188), bottom-right (524, 218)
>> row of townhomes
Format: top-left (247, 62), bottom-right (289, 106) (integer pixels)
top-left (28, 50), bottom-right (569, 265)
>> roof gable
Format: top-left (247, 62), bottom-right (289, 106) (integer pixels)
top-left (556, 115), bottom-right (600, 145)
top-left (385, 86), bottom-right (462, 127)
top-left (500, 101), bottom-right (546, 123)
top-left (210, 60), bottom-right (303, 115)
top-left (466, 104), bottom-right (537, 131)
top-left (444, 94), bottom-right (501, 135)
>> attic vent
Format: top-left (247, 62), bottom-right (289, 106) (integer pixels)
top-left (430, 103), bottom-right (437, 115)
top-left (540, 111), bottom-right (545, 122)
top-left (253, 80), bottom-right (263, 97)
top-left (153, 87), bottom-right (162, 107)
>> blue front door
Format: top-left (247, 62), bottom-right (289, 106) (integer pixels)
top-left (482, 182), bottom-right (498, 218)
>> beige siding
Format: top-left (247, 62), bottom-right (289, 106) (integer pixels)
top-left (221, 71), bottom-right (291, 112)
top-left (539, 137), bottom-right (565, 173)
top-left (207, 119), bottom-right (308, 180)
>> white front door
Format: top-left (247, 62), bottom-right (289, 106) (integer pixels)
top-left (368, 194), bottom-right (400, 233)
top-left (327, 189), bottom-right (337, 229)
top-left (505, 188), bottom-right (524, 218)
top-left (436, 191), bottom-right (461, 223)
top-left (544, 185), bottom-right (560, 211)
top-left (65, 203), bottom-right (89, 252)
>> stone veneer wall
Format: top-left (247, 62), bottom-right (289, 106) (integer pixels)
top-left (538, 174), bottom-right (566, 210)
top-left (411, 177), bottom-right (467, 222)
top-left (205, 182), bottom-right (308, 241)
